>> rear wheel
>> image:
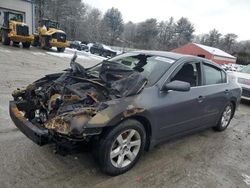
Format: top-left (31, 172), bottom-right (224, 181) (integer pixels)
top-left (13, 41), bottom-right (20, 47)
top-left (57, 47), bottom-right (65, 52)
top-left (213, 102), bottom-right (234, 131)
top-left (2, 30), bottom-right (10, 45)
top-left (22, 41), bottom-right (31, 48)
top-left (95, 119), bottom-right (146, 176)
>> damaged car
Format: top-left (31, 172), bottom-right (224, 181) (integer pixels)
top-left (10, 51), bottom-right (241, 175)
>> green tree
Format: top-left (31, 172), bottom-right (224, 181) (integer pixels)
top-left (202, 29), bottom-right (222, 47)
top-left (173, 17), bottom-right (195, 48)
top-left (101, 7), bottom-right (124, 45)
top-left (222, 33), bottom-right (238, 53)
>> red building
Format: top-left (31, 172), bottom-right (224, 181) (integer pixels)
top-left (172, 43), bottom-right (236, 64)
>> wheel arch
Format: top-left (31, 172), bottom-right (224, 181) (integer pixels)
top-left (94, 113), bottom-right (153, 151)
top-left (130, 115), bottom-right (152, 151)
top-left (229, 97), bottom-right (237, 116)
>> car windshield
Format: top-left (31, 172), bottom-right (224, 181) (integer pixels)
top-left (44, 20), bottom-right (58, 29)
top-left (89, 52), bottom-right (175, 86)
top-left (241, 65), bottom-right (250, 74)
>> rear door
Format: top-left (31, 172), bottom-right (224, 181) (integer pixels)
top-left (199, 62), bottom-right (229, 126)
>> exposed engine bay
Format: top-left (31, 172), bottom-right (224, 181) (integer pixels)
top-left (12, 53), bottom-right (147, 139)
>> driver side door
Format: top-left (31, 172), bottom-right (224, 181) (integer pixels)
top-left (154, 60), bottom-right (207, 140)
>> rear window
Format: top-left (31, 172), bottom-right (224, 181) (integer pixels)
top-left (203, 64), bottom-right (227, 85)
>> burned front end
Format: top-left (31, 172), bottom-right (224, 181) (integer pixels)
top-left (9, 53), bottom-right (147, 146)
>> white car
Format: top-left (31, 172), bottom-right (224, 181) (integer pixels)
top-left (233, 65), bottom-right (250, 100)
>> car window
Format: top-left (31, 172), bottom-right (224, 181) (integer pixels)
top-left (171, 62), bottom-right (202, 87)
top-left (203, 64), bottom-right (226, 85)
top-left (221, 71), bottom-right (227, 83)
top-left (241, 65), bottom-right (250, 74)
top-left (98, 53), bottom-right (175, 86)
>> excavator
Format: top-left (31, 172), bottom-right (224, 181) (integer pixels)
top-left (0, 11), bottom-right (34, 48)
top-left (32, 19), bottom-right (69, 52)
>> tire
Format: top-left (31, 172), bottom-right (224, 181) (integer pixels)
top-left (40, 37), bottom-right (50, 50)
top-left (32, 36), bottom-right (39, 47)
top-left (22, 41), bottom-right (31, 48)
top-left (213, 102), bottom-right (234, 132)
top-left (2, 30), bottom-right (10, 45)
top-left (13, 41), bottom-right (20, 47)
top-left (95, 119), bottom-right (146, 176)
top-left (103, 52), bottom-right (107, 57)
top-left (57, 47), bottom-right (65, 52)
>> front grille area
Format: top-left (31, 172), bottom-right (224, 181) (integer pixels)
top-left (52, 33), bottom-right (66, 42)
top-left (16, 25), bottom-right (29, 36)
top-left (242, 88), bottom-right (250, 98)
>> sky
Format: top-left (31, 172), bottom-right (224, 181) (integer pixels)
top-left (83, 0), bottom-right (250, 41)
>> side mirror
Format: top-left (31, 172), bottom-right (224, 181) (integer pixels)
top-left (162, 80), bottom-right (191, 92)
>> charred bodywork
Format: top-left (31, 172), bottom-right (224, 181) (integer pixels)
top-left (10, 53), bottom-right (148, 146)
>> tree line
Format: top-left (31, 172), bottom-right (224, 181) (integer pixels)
top-left (34, 0), bottom-right (250, 65)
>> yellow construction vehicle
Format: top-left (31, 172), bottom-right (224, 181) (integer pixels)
top-left (33, 19), bottom-right (69, 52)
top-left (0, 11), bottom-right (34, 48)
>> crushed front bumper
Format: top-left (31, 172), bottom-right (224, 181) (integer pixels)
top-left (9, 101), bottom-right (50, 146)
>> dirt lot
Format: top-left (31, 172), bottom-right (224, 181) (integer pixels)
top-left (0, 44), bottom-right (250, 188)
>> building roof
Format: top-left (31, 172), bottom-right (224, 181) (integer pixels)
top-left (193, 43), bottom-right (236, 59)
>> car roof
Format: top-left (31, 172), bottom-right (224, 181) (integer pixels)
top-left (132, 50), bottom-right (189, 60)
top-left (130, 50), bottom-right (223, 69)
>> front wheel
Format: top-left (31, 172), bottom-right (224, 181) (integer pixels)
top-left (213, 103), bottom-right (234, 131)
top-left (22, 41), bottom-right (31, 48)
top-left (2, 30), bottom-right (10, 45)
top-left (95, 119), bottom-right (146, 176)
top-left (32, 35), bottom-right (39, 47)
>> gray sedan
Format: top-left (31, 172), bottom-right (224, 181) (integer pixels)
top-left (9, 51), bottom-right (241, 175)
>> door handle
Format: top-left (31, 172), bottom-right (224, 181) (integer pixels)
top-left (197, 95), bottom-right (205, 103)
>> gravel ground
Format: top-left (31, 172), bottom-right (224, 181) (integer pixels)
top-left (0, 44), bottom-right (250, 188)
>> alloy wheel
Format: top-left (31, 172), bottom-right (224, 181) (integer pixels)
top-left (110, 129), bottom-right (141, 168)
top-left (221, 105), bottom-right (232, 128)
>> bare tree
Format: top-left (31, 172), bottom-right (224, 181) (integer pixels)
top-left (157, 17), bottom-right (176, 50)
top-left (81, 7), bottom-right (102, 42)
top-left (135, 18), bottom-right (158, 49)
top-left (122, 21), bottom-right (137, 47)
